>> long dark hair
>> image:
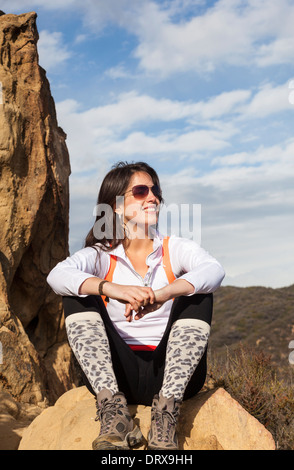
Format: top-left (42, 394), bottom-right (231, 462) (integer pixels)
top-left (84, 161), bottom-right (163, 251)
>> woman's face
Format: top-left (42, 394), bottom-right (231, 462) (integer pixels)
top-left (120, 171), bottom-right (161, 237)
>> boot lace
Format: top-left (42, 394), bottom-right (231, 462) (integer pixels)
top-left (152, 405), bottom-right (179, 443)
top-left (95, 397), bottom-right (125, 434)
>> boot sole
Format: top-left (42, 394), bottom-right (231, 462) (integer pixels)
top-left (147, 443), bottom-right (179, 450)
top-left (92, 425), bottom-right (143, 450)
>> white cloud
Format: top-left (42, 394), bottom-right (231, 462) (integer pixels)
top-left (104, 64), bottom-right (133, 80)
top-left (74, 33), bottom-right (88, 44)
top-left (212, 140), bottom-right (294, 167)
top-left (241, 81), bottom-right (292, 118)
top-left (57, 88), bottom-right (250, 133)
top-left (256, 38), bottom-right (294, 67)
top-left (130, 0), bottom-right (294, 77)
top-left (198, 141), bottom-right (294, 193)
top-left (190, 89), bottom-right (251, 121)
top-left (38, 30), bottom-right (72, 72)
top-left (97, 128), bottom-right (231, 159)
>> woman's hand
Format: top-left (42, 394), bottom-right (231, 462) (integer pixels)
top-left (104, 282), bottom-right (155, 314)
top-left (124, 279), bottom-right (195, 322)
top-left (124, 286), bottom-right (169, 322)
top-left (78, 277), bottom-right (155, 312)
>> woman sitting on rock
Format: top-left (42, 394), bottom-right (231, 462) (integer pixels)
top-left (47, 161), bottom-right (225, 451)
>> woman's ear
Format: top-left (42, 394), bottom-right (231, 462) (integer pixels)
top-left (114, 195), bottom-right (124, 216)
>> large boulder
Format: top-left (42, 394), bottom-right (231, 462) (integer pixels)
top-left (19, 386), bottom-right (276, 450)
top-left (0, 11), bottom-right (77, 405)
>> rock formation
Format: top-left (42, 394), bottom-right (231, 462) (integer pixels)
top-left (19, 386), bottom-right (276, 450)
top-left (0, 11), bottom-right (77, 405)
top-left (0, 390), bottom-right (44, 450)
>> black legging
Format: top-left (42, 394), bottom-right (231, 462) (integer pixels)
top-left (63, 293), bottom-right (213, 406)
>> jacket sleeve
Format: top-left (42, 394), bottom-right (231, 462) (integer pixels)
top-left (169, 236), bottom-right (225, 294)
top-left (46, 246), bottom-right (109, 297)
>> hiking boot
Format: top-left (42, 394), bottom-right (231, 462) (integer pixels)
top-left (148, 394), bottom-right (181, 450)
top-left (92, 389), bottom-right (143, 450)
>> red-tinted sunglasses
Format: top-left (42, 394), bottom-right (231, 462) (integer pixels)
top-left (124, 184), bottom-right (162, 200)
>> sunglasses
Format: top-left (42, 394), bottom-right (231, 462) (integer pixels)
top-left (124, 184), bottom-right (162, 200)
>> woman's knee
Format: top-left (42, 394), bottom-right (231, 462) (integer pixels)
top-left (170, 292), bottom-right (213, 325)
top-left (62, 295), bottom-right (104, 318)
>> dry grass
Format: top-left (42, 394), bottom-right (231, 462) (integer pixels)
top-left (206, 344), bottom-right (294, 450)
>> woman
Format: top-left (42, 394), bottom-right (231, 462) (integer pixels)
top-left (47, 161), bottom-right (225, 451)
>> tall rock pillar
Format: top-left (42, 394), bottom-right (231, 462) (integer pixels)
top-left (0, 12), bottom-right (76, 404)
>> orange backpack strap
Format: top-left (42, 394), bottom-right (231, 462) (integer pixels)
top-left (102, 255), bottom-right (117, 306)
top-left (162, 237), bottom-right (176, 284)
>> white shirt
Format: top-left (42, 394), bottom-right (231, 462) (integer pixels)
top-left (47, 233), bottom-right (225, 347)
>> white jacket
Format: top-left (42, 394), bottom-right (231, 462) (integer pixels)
top-left (47, 233), bottom-right (225, 347)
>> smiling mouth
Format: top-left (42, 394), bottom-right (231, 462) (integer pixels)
top-left (143, 206), bottom-right (158, 212)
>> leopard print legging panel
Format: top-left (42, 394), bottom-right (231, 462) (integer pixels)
top-left (160, 318), bottom-right (210, 401)
top-left (65, 311), bottom-right (119, 396)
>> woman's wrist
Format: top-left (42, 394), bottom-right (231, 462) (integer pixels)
top-left (154, 285), bottom-right (172, 303)
top-left (98, 280), bottom-right (109, 296)
top-left (79, 277), bottom-right (111, 296)
top-left (155, 279), bottom-right (194, 303)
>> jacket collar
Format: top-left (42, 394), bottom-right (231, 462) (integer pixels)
top-left (106, 230), bottom-right (164, 267)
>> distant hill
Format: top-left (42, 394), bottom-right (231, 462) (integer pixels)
top-left (209, 284), bottom-right (294, 378)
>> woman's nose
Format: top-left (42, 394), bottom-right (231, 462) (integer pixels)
top-left (146, 187), bottom-right (157, 202)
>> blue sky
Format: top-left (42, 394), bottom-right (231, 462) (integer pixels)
top-left (3, 0), bottom-right (294, 288)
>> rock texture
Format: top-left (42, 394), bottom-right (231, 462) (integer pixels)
top-left (19, 386), bottom-right (276, 450)
top-left (0, 390), bottom-right (44, 450)
top-left (0, 12), bottom-right (76, 405)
